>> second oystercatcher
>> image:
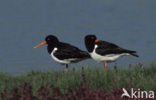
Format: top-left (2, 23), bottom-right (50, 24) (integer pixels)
top-left (34, 35), bottom-right (90, 72)
top-left (84, 35), bottom-right (139, 69)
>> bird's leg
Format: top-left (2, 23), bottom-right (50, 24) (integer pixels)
top-left (65, 64), bottom-right (68, 72)
top-left (104, 61), bottom-right (107, 69)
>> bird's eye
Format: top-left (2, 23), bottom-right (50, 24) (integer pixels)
top-left (91, 37), bottom-right (94, 39)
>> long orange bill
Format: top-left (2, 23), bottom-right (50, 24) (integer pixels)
top-left (95, 39), bottom-right (99, 43)
top-left (33, 41), bottom-right (47, 48)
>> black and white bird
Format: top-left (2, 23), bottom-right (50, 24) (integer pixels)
top-left (34, 35), bottom-right (90, 72)
top-left (84, 35), bottom-right (138, 69)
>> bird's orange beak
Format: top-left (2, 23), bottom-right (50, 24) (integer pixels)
top-left (33, 41), bottom-right (47, 48)
top-left (95, 40), bottom-right (99, 43)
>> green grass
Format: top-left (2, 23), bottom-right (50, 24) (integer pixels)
top-left (0, 64), bottom-right (156, 94)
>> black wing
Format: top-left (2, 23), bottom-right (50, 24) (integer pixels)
top-left (95, 41), bottom-right (138, 57)
top-left (54, 42), bottom-right (90, 60)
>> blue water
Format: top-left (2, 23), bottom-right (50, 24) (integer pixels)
top-left (0, 0), bottom-right (156, 73)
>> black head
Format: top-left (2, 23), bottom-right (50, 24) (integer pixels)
top-left (84, 35), bottom-right (97, 52)
top-left (45, 35), bottom-right (59, 54)
top-left (45, 35), bottom-right (59, 45)
top-left (34, 35), bottom-right (60, 54)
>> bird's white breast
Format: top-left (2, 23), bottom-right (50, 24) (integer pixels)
top-left (51, 47), bottom-right (78, 64)
top-left (51, 48), bottom-right (70, 64)
top-left (90, 45), bottom-right (130, 62)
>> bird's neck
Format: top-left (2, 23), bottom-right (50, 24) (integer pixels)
top-left (47, 45), bottom-right (56, 54)
top-left (85, 42), bottom-right (95, 53)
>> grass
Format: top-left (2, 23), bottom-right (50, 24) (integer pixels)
top-left (0, 64), bottom-right (156, 95)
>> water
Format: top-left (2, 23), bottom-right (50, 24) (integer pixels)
top-left (0, 0), bottom-right (156, 73)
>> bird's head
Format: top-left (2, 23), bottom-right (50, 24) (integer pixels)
top-left (34, 35), bottom-right (59, 48)
top-left (84, 35), bottom-right (98, 52)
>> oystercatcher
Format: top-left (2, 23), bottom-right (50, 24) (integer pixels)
top-left (34, 35), bottom-right (90, 72)
top-left (84, 35), bottom-right (138, 69)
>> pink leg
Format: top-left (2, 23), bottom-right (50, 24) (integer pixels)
top-left (104, 62), bottom-right (107, 69)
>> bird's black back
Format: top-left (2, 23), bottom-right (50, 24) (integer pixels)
top-left (95, 41), bottom-right (138, 57)
top-left (53, 42), bottom-right (90, 60)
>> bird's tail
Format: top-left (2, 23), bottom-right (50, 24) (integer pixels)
top-left (81, 51), bottom-right (91, 59)
top-left (128, 50), bottom-right (139, 57)
top-left (130, 53), bottom-right (139, 57)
